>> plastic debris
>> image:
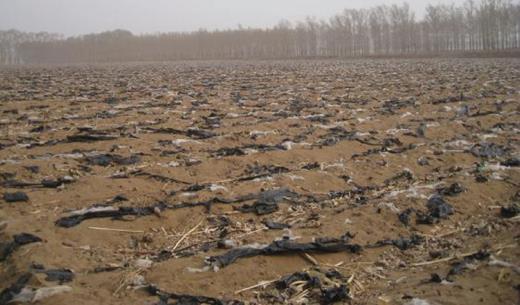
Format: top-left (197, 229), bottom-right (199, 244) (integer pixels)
top-left (470, 142), bottom-right (506, 158)
top-left (501, 158), bottom-right (520, 167)
top-left (38, 269), bottom-right (74, 284)
top-left (3, 192), bottom-right (29, 202)
top-left (0, 233), bottom-right (42, 261)
top-left (146, 284), bottom-right (243, 305)
top-left (405, 299), bottom-right (432, 305)
top-left (0, 273), bottom-right (32, 305)
top-left (235, 188), bottom-right (297, 215)
top-left (500, 203), bottom-right (520, 218)
top-left (206, 235), bottom-right (362, 269)
top-left (67, 133), bottom-right (118, 142)
top-left (370, 234), bottom-right (424, 250)
top-left (262, 220), bottom-right (291, 230)
top-left (447, 250), bottom-right (490, 280)
top-left (416, 195), bottom-right (454, 224)
top-left (85, 153), bottom-right (141, 166)
top-left (55, 202), bottom-right (168, 228)
top-left (437, 183), bottom-right (465, 196)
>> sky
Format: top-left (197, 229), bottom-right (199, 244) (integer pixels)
top-left (0, 0), bottom-right (467, 37)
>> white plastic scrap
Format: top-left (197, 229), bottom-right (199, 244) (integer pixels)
top-left (405, 299), bottom-right (433, 305)
top-left (66, 206), bottom-right (118, 217)
top-left (377, 202), bottom-right (400, 213)
top-left (286, 174), bottom-right (305, 181)
top-left (12, 285), bottom-right (72, 303)
top-left (159, 161), bottom-right (180, 168)
top-left (280, 141), bottom-right (295, 150)
top-left (171, 139), bottom-right (201, 146)
top-left (249, 130), bottom-right (275, 138)
top-left (386, 182), bottom-right (441, 199)
top-left (209, 184), bottom-right (228, 192)
top-left (133, 258), bottom-right (153, 269)
top-left (488, 255), bottom-right (520, 274)
top-left (186, 266), bottom-right (211, 273)
top-left (386, 128), bottom-right (412, 135)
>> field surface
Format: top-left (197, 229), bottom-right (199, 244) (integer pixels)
top-left (0, 59), bottom-right (519, 305)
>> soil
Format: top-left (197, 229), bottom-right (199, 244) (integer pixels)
top-left (0, 59), bottom-right (519, 305)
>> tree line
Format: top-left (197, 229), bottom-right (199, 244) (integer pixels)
top-left (1, 0), bottom-right (519, 64)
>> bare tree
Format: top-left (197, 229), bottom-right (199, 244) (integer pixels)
top-left (7, 0), bottom-right (520, 65)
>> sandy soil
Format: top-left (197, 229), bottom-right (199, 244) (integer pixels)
top-left (0, 59), bottom-right (519, 305)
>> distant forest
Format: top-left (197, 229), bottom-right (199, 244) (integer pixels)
top-left (1, 0), bottom-right (519, 64)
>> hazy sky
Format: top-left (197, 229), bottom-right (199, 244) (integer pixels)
top-left (1, 0), bottom-right (466, 37)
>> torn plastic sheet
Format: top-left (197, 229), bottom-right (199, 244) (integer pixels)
top-left (143, 127), bottom-right (217, 140)
top-left (263, 220), bottom-right (291, 230)
top-left (437, 183), bottom-right (465, 196)
top-left (126, 170), bottom-right (191, 185)
top-left (1, 176), bottom-right (74, 189)
top-left (211, 144), bottom-right (286, 157)
top-left (446, 250), bottom-right (490, 281)
top-left (369, 234), bottom-right (424, 250)
top-left (415, 195), bottom-right (455, 224)
top-left (240, 164), bottom-right (290, 181)
top-left (85, 153), bottom-right (141, 167)
top-left (315, 127), bottom-right (357, 147)
top-left (398, 208), bottom-right (414, 226)
top-left (470, 142), bottom-right (506, 158)
top-left (66, 133), bottom-right (118, 143)
top-left (396, 194), bottom-right (454, 225)
top-left (55, 202), bottom-right (168, 228)
top-left (169, 183), bottom-right (212, 196)
top-left (236, 165), bottom-right (289, 182)
top-left (235, 188), bottom-right (297, 215)
top-left (178, 187), bottom-right (300, 213)
top-left (169, 188), bottom-right (300, 215)
top-left (7, 285), bottom-right (72, 304)
top-left (31, 265), bottom-right (75, 284)
top-left (384, 170), bottom-right (414, 186)
top-left (425, 195), bottom-right (454, 219)
top-left (146, 284), bottom-right (243, 305)
top-left (206, 236), bottom-right (362, 269)
top-left (275, 271), bottom-right (321, 289)
top-left (0, 273), bottom-right (32, 305)
top-left (500, 203), bottom-right (519, 218)
top-left (56, 188), bottom-right (301, 229)
top-left (322, 285), bottom-right (349, 304)
top-left (0, 233), bottom-right (42, 261)
top-left (3, 192), bottom-right (29, 202)
top-left (501, 158), bottom-right (520, 167)
top-left (351, 144), bottom-right (416, 159)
